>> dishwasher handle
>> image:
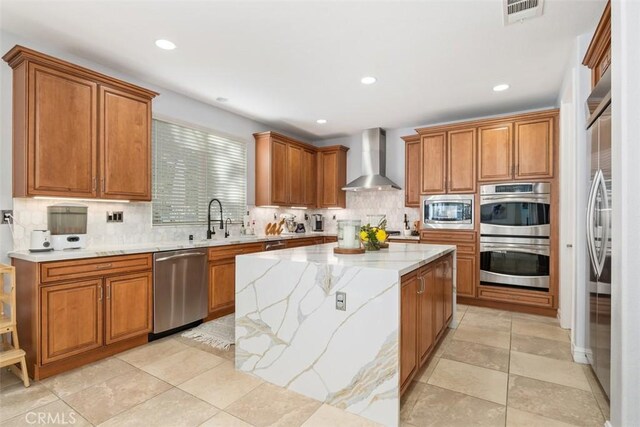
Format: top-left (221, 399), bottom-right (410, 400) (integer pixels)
top-left (155, 252), bottom-right (206, 262)
top-left (265, 241), bottom-right (286, 251)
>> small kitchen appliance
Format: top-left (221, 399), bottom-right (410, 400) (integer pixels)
top-left (29, 230), bottom-right (52, 252)
top-left (47, 204), bottom-right (88, 250)
top-left (312, 214), bottom-right (324, 232)
top-left (421, 194), bottom-right (474, 230)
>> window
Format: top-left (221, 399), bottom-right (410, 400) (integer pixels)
top-left (152, 118), bottom-right (247, 225)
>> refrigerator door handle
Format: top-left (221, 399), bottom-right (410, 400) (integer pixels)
top-left (596, 173), bottom-right (610, 277)
top-left (586, 170), bottom-right (601, 275)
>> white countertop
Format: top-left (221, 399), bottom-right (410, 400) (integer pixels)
top-left (388, 234), bottom-right (420, 241)
top-left (239, 242), bottom-right (455, 275)
top-left (8, 232), bottom-right (337, 262)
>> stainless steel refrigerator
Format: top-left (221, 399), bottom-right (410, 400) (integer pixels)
top-left (585, 69), bottom-right (611, 398)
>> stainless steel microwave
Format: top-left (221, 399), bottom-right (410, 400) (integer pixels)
top-left (421, 195), bottom-right (474, 230)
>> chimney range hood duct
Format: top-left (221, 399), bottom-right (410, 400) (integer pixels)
top-left (342, 128), bottom-right (402, 191)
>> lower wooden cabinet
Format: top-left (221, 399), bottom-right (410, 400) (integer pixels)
top-left (104, 272), bottom-right (152, 344)
top-left (209, 260), bottom-right (235, 314)
top-left (323, 236), bottom-right (338, 243)
top-left (456, 254), bottom-right (476, 298)
top-left (285, 237), bottom-right (324, 248)
top-left (417, 265), bottom-right (436, 365)
top-left (400, 272), bottom-right (418, 391)
top-left (40, 279), bottom-right (104, 364)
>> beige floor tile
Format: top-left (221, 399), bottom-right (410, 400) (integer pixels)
top-left (64, 370), bottom-right (171, 425)
top-left (582, 365), bottom-right (610, 420)
top-left (178, 361), bottom-right (262, 409)
top-left (466, 306), bottom-right (513, 319)
top-left (511, 311), bottom-right (560, 326)
top-left (510, 351), bottom-right (591, 391)
top-left (460, 311), bottom-right (512, 332)
top-left (511, 320), bottom-right (570, 343)
top-left (433, 329), bottom-right (455, 357)
top-left (117, 337), bottom-right (190, 368)
top-left (443, 340), bottom-right (510, 372)
top-left (400, 381), bottom-right (426, 421)
top-left (1, 399), bottom-right (91, 427)
top-left (99, 387), bottom-right (218, 427)
top-left (140, 346), bottom-right (226, 386)
top-left (506, 407), bottom-right (577, 427)
top-left (456, 304), bottom-right (470, 313)
top-left (453, 325), bottom-right (511, 349)
top-left (301, 404), bottom-right (381, 427)
top-left (510, 333), bottom-right (573, 361)
top-left (41, 357), bottom-right (136, 397)
top-left (174, 335), bottom-right (236, 362)
top-left (0, 367), bottom-right (22, 390)
top-left (0, 382), bottom-right (58, 422)
top-left (428, 358), bottom-right (508, 404)
top-left (226, 382), bottom-right (321, 427)
top-left (508, 374), bottom-right (604, 427)
top-left (415, 356), bottom-right (440, 384)
top-left (200, 411), bottom-right (253, 427)
top-left (404, 384), bottom-right (505, 427)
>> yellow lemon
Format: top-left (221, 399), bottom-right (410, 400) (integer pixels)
top-left (376, 229), bottom-right (387, 242)
top-left (359, 230), bottom-right (369, 241)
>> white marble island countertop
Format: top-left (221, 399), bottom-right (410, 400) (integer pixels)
top-left (235, 242), bottom-right (456, 427)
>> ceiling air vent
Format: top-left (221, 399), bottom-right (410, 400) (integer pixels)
top-left (503, 0), bottom-right (544, 25)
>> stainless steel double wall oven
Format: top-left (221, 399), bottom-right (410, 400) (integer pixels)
top-left (480, 182), bottom-right (551, 290)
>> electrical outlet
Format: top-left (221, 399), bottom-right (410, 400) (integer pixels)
top-left (106, 211), bottom-right (124, 223)
top-left (1, 210), bottom-right (13, 224)
top-left (336, 291), bottom-right (346, 311)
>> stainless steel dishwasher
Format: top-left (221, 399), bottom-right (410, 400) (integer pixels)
top-left (153, 248), bottom-right (208, 333)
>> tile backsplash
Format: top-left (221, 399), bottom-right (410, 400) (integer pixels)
top-left (9, 191), bottom-right (420, 251)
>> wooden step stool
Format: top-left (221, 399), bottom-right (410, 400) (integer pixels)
top-left (0, 263), bottom-right (30, 387)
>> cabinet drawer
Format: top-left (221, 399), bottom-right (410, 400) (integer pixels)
top-left (41, 254), bottom-right (152, 283)
top-left (477, 286), bottom-right (552, 307)
top-left (420, 231), bottom-right (476, 243)
top-left (286, 238), bottom-right (323, 248)
top-left (420, 239), bottom-right (476, 255)
top-left (208, 243), bottom-right (264, 261)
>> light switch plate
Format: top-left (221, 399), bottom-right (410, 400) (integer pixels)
top-left (1, 210), bottom-right (13, 224)
top-left (336, 291), bottom-right (346, 311)
top-left (106, 211), bottom-right (124, 223)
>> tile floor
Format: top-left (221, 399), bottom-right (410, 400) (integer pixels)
top-left (0, 305), bottom-right (609, 427)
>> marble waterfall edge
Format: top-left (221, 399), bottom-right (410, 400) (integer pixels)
top-left (235, 256), bottom-right (400, 426)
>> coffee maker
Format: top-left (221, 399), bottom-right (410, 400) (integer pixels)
top-left (312, 214), bottom-right (324, 232)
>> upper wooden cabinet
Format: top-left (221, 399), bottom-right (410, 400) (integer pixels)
top-left (478, 123), bottom-right (513, 182)
top-left (583, 0), bottom-right (611, 88)
top-left (514, 117), bottom-right (554, 179)
top-left (419, 128), bottom-right (476, 195)
top-left (317, 146), bottom-right (348, 208)
top-left (403, 136), bottom-right (421, 207)
top-left (3, 45), bottom-right (157, 201)
top-left (254, 131), bottom-right (348, 208)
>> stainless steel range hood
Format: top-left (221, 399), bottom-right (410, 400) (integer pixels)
top-left (342, 128), bottom-right (401, 191)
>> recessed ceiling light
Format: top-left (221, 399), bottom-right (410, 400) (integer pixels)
top-left (155, 39), bottom-right (176, 50)
top-left (361, 76), bottom-right (377, 85)
top-left (493, 84), bottom-right (510, 92)
top-left (316, 119), bottom-right (327, 124)
top-left (216, 97), bottom-right (228, 103)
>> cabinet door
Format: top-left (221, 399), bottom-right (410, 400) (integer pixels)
top-left (514, 117), bottom-right (554, 179)
top-left (104, 272), bottom-right (152, 345)
top-left (28, 64), bottom-right (97, 197)
top-left (420, 133), bottom-right (446, 194)
top-left (41, 280), bottom-right (103, 364)
top-left (209, 259), bottom-right (235, 313)
top-left (100, 86), bottom-right (152, 201)
top-left (271, 140), bottom-right (288, 205)
top-left (478, 123), bottom-right (513, 182)
top-left (443, 255), bottom-right (453, 324)
top-left (286, 144), bottom-right (304, 205)
top-left (456, 254), bottom-right (477, 298)
top-left (448, 129), bottom-right (476, 193)
top-left (434, 261), bottom-right (445, 336)
top-left (319, 151), bottom-right (338, 207)
top-left (418, 266), bottom-right (436, 364)
top-left (303, 150), bottom-right (317, 207)
top-left (400, 274), bottom-right (418, 390)
top-left (405, 139), bottom-right (421, 206)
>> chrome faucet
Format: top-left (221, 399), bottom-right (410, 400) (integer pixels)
top-left (225, 218), bottom-right (232, 238)
top-left (207, 198), bottom-right (224, 239)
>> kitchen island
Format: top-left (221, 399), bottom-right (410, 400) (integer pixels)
top-left (235, 243), bottom-right (456, 427)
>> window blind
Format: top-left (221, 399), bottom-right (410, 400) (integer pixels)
top-left (152, 119), bottom-right (247, 225)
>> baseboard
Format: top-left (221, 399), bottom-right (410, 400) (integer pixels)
top-left (571, 342), bottom-right (590, 364)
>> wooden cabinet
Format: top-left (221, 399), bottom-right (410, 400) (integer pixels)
top-left (207, 243), bottom-right (264, 319)
top-left (323, 236), bottom-right (338, 244)
top-left (400, 272), bottom-right (418, 392)
top-left (104, 272), bottom-right (152, 345)
top-left (99, 86), bottom-right (152, 200)
top-left (583, 1), bottom-right (611, 88)
top-left (442, 254), bottom-right (453, 324)
top-left (417, 265), bottom-right (436, 364)
top-left (478, 123), bottom-right (513, 182)
top-left (285, 237), bottom-right (324, 248)
top-left (40, 279), bottom-right (103, 364)
top-left (455, 255), bottom-right (477, 298)
top-left (420, 129), bottom-right (476, 195)
top-left (317, 146), bottom-right (348, 208)
top-left (514, 117), bottom-right (554, 179)
top-left (254, 131), bottom-right (347, 208)
top-left (403, 136), bottom-right (421, 206)
top-left (3, 45), bottom-right (157, 200)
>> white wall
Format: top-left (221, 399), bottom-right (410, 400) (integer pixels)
top-left (610, 1), bottom-right (640, 425)
top-left (0, 30), bottom-right (309, 262)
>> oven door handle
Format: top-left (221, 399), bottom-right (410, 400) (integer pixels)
top-left (480, 244), bottom-right (549, 257)
top-left (480, 195), bottom-right (550, 205)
